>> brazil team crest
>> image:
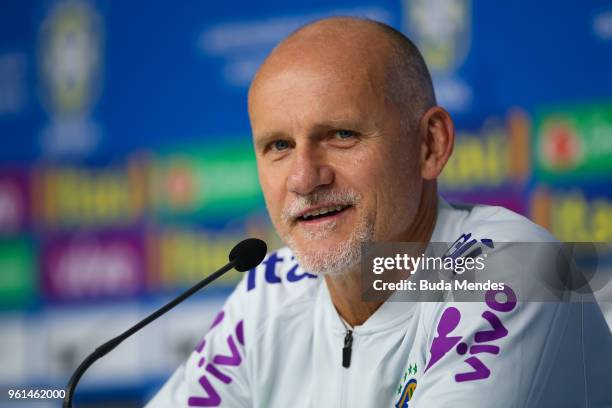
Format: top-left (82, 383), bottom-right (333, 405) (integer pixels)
top-left (37, 0), bottom-right (104, 156)
top-left (395, 363), bottom-right (418, 408)
top-left (403, 0), bottom-right (471, 73)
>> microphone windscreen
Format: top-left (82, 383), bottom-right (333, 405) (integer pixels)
top-left (229, 238), bottom-right (268, 272)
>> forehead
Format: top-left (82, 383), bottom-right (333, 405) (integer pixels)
top-left (248, 58), bottom-right (395, 133)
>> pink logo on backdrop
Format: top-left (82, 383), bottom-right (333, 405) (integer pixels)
top-left (42, 232), bottom-right (146, 300)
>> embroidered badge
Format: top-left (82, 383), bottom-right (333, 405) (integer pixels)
top-left (395, 364), bottom-right (418, 408)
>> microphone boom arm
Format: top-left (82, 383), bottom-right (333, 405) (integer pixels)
top-left (63, 258), bottom-right (239, 408)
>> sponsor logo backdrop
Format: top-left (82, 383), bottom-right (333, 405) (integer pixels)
top-left (0, 0), bottom-right (610, 404)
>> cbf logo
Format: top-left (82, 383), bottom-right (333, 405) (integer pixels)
top-left (38, 0), bottom-right (104, 157)
top-left (395, 364), bottom-right (418, 408)
top-left (402, 0), bottom-right (471, 73)
top-left (38, 0), bottom-right (103, 117)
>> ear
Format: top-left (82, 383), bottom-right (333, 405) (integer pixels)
top-left (418, 106), bottom-right (455, 180)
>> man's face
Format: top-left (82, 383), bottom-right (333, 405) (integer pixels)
top-left (249, 59), bottom-right (423, 277)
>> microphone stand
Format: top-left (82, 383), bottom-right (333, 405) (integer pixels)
top-left (63, 258), bottom-right (239, 408)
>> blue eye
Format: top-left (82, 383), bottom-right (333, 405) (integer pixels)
top-left (335, 130), bottom-right (355, 139)
top-left (272, 140), bottom-right (290, 151)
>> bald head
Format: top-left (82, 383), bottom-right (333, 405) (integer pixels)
top-left (249, 18), bottom-right (455, 279)
top-left (249, 17), bottom-right (436, 129)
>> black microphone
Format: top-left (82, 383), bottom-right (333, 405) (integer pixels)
top-left (62, 238), bottom-right (267, 408)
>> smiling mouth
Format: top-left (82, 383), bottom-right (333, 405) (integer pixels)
top-left (297, 205), bottom-right (352, 222)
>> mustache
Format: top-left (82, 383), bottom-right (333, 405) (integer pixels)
top-left (281, 189), bottom-right (361, 223)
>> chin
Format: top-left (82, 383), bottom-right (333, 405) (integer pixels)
top-left (291, 244), bottom-right (359, 279)
top-left (284, 226), bottom-right (373, 279)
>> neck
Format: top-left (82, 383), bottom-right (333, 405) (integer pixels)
top-left (326, 183), bottom-right (438, 327)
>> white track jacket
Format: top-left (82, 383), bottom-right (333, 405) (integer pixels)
top-left (147, 200), bottom-right (612, 407)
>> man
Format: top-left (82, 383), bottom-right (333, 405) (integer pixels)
top-left (147, 17), bottom-right (611, 407)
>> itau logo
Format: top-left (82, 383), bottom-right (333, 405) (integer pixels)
top-left (540, 120), bottom-right (583, 170)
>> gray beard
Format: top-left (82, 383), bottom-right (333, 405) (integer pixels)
top-left (284, 214), bottom-right (374, 280)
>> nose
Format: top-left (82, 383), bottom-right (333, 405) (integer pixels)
top-left (286, 144), bottom-right (334, 196)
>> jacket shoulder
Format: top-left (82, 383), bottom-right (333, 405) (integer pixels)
top-left (230, 247), bottom-right (320, 337)
top-left (452, 203), bottom-right (557, 243)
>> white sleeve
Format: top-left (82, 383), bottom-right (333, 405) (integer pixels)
top-left (411, 241), bottom-right (612, 407)
top-left (145, 281), bottom-right (251, 408)
top-left (413, 300), bottom-right (612, 407)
